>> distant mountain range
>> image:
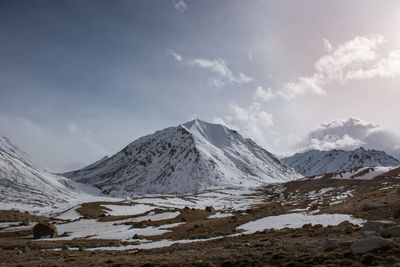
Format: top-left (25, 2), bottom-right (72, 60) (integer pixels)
top-left (63, 119), bottom-right (300, 195)
top-left (281, 147), bottom-right (400, 176)
top-left (0, 137), bottom-right (99, 211)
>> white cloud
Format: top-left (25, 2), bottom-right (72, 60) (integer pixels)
top-left (173, 0), bottom-right (187, 13)
top-left (322, 38), bottom-right (333, 52)
top-left (168, 50), bottom-right (254, 88)
top-left (248, 50), bottom-right (254, 62)
top-left (296, 117), bottom-right (400, 159)
top-left (279, 35), bottom-right (400, 100)
top-left (254, 86), bottom-right (275, 102)
top-left (214, 102), bottom-right (274, 146)
top-left (190, 58), bottom-right (254, 87)
top-left (167, 50), bottom-right (183, 62)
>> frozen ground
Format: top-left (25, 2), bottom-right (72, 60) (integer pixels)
top-left (237, 213), bottom-right (364, 234)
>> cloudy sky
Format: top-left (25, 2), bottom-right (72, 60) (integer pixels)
top-left (1, 0), bottom-right (400, 171)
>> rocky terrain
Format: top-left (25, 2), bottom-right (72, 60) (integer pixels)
top-left (282, 147), bottom-right (400, 176)
top-left (1, 169), bottom-right (400, 266)
top-left (1, 121), bottom-right (400, 266)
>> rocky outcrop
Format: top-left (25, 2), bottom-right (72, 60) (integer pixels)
top-left (32, 222), bottom-right (58, 239)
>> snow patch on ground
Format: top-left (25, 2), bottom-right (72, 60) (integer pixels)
top-left (208, 212), bottom-right (233, 219)
top-left (237, 213), bottom-right (364, 234)
top-left (44, 220), bottom-right (183, 241)
top-left (102, 204), bottom-right (155, 216)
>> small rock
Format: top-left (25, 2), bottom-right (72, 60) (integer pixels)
top-left (133, 234), bottom-right (140, 239)
top-left (344, 225), bottom-right (354, 234)
top-left (181, 217), bottom-right (186, 222)
top-left (309, 202), bottom-right (318, 211)
top-left (385, 225), bottom-right (400, 237)
top-left (78, 246), bottom-right (84, 252)
top-left (338, 220), bottom-right (352, 228)
top-left (23, 246), bottom-right (30, 253)
top-left (302, 223), bottom-right (312, 229)
top-left (205, 206), bottom-right (215, 213)
top-left (363, 220), bottom-right (396, 232)
top-left (323, 239), bottom-right (339, 251)
top-left (351, 236), bottom-right (391, 254)
top-left (22, 218), bottom-right (31, 226)
top-left (32, 222), bottom-right (58, 239)
top-left (62, 244), bottom-right (70, 250)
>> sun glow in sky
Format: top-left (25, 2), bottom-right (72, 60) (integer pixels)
top-left (0, 0), bottom-right (400, 171)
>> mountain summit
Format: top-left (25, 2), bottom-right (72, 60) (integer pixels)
top-left (63, 119), bottom-right (300, 195)
top-left (281, 147), bottom-right (400, 176)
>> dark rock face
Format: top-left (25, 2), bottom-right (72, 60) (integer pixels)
top-left (32, 223), bottom-right (58, 239)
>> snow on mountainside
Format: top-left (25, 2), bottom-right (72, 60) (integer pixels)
top-left (63, 119), bottom-right (300, 195)
top-left (281, 147), bottom-right (400, 176)
top-left (0, 137), bottom-right (105, 213)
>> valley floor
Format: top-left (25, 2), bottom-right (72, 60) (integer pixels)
top-left (1, 175), bottom-right (400, 266)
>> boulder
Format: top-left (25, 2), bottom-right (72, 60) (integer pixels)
top-left (32, 222), bottom-right (58, 239)
top-left (363, 221), bottom-right (396, 232)
top-left (205, 206), bottom-right (215, 213)
top-left (351, 236), bottom-right (391, 254)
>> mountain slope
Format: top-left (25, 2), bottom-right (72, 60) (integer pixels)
top-left (0, 137), bottom-right (102, 212)
top-left (63, 119), bottom-right (300, 195)
top-left (281, 147), bottom-right (400, 176)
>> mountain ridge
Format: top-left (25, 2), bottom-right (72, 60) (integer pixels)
top-left (281, 147), bottom-right (400, 176)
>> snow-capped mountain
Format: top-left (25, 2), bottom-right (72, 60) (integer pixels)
top-left (0, 137), bottom-right (102, 212)
top-left (281, 147), bottom-right (400, 176)
top-left (63, 119), bottom-right (300, 195)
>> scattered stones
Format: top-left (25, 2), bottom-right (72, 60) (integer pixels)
top-left (205, 206), bottom-right (215, 213)
top-left (351, 236), bottom-right (391, 254)
top-left (32, 222), bottom-right (58, 239)
top-left (323, 239), bottom-right (339, 251)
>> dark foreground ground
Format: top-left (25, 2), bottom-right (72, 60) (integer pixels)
top-left (1, 174), bottom-right (400, 267)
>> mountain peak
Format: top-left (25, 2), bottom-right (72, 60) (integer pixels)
top-left (64, 120), bottom-right (300, 195)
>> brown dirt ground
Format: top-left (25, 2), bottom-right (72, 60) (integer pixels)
top-left (1, 176), bottom-right (400, 266)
